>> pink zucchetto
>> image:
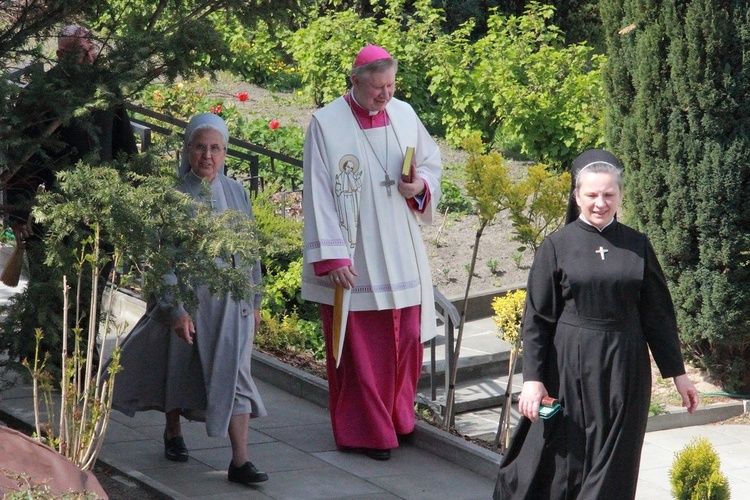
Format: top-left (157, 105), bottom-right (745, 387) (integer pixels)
top-left (353, 45), bottom-right (392, 68)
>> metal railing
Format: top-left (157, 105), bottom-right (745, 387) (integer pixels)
top-left (430, 287), bottom-right (460, 405)
top-left (126, 103), bottom-right (303, 194)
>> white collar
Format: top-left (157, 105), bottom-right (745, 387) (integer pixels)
top-left (349, 90), bottom-right (380, 116)
top-left (579, 214), bottom-right (615, 232)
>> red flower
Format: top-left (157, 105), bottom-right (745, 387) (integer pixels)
top-left (210, 104), bottom-right (223, 114)
top-left (237, 92), bottom-right (249, 102)
top-left (269, 120), bottom-right (280, 130)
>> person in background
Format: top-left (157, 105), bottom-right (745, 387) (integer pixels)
top-left (0, 24), bottom-right (138, 370)
top-left (301, 45), bottom-right (442, 461)
top-left (8, 24), bottom-right (137, 245)
top-left (493, 150), bottom-right (699, 499)
top-left (111, 113), bottom-right (269, 486)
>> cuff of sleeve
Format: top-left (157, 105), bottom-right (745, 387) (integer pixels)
top-left (313, 258), bottom-right (352, 276)
top-left (407, 183), bottom-right (431, 213)
top-left (171, 304), bottom-right (188, 322)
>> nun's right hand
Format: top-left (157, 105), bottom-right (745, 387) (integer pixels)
top-left (173, 313), bottom-right (195, 345)
top-left (518, 381), bottom-right (548, 422)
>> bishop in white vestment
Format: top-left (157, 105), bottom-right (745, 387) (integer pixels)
top-left (302, 45), bottom-right (442, 460)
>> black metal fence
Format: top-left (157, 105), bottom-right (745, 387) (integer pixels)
top-left (126, 104), bottom-right (303, 195)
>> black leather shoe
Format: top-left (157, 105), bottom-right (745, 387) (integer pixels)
top-left (364, 448), bottom-right (391, 461)
top-left (163, 431), bottom-right (189, 462)
top-left (228, 461), bottom-right (269, 484)
top-left (397, 432), bottom-right (414, 445)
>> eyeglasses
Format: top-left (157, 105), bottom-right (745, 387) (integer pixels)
top-left (190, 144), bottom-right (225, 155)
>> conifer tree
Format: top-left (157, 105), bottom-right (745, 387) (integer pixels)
top-left (0, 0), bottom-right (298, 370)
top-left (601, 0), bottom-right (750, 391)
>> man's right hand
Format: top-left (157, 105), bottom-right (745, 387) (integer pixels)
top-left (329, 265), bottom-right (357, 290)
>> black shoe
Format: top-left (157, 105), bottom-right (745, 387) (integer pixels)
top-left (364, 448), bottom-right (391, 461)
top-left (228, 461), bottom-right (269, 484)
top-left (397, 432), bottom-right (414, 445)
top-left (163, 431), bottom-right (189, 462)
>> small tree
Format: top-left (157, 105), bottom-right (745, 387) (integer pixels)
top-left (669, 437), bottom-right (730, 500)
top-left (443, 134), bottom-right (571, 429)
top-left (490, 288), bottom-right (526, 453)
top-left (506, 162), bottom-right (570, 255)
top-left (443, 132), bottom-right (510, 429)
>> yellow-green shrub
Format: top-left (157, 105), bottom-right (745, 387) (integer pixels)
top-left (669, 437), bottom-right (730, 500)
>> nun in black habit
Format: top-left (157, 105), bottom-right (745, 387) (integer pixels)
top-left (493, 150), bottom-right (699, 499)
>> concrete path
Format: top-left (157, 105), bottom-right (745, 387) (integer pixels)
top-left (1, 265), bottom-right (749, 498)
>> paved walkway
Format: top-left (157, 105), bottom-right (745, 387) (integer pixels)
top-left (1, 262), bottom-right (749, 498)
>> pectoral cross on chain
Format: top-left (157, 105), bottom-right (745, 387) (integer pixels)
top-left (381, 173), bottom-right (395, 198)
top-left (596, 246), bottom-right (609, 260)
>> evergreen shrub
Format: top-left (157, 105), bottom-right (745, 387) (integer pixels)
top-left (669, 437), bottom-right (730, 500)
top-left (601, 0), bottom-right (750, 391)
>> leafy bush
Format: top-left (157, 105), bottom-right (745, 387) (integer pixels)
top-left (428, 2), bottom-right (605, 166)
top-left (252, 195), bottom-right (303, 267)
top-left (286, 9), bottom-right (377, 106)
top-left (288, 1), bottom-right (604, 165)
top-left (218, 17), bottom-right (301, 90)
top-left (491, 288), bottom-right (526, 347)
top-left (286, 0), bottom-right (446, 131)
top-left (256, 309), bottom-right (325, 362)
top-left (505, 162), bottom-right (570, 254)
top-left (669, 437), bottom-right (730, 500)
top-left (437, 176), bottom-right (473, 215)
top-left (252, 195), bottom-right (323, 356)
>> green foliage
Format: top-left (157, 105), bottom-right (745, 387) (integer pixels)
top-left (669, 437), bottom-right (730, 500)
top-left (602, 0), bottom-right (750, 391)
top-left (463, 132), bottom-right (511, 227)
top-left (287, 0), bottom-right (447, 129)
top-left (286, 1), bottom-right (604, 161)
top-left (252, 195), bottom-right (304, 268)
top-left (428, 2), bottom-right (605, 166)
top-left (217, 17), bottom-right (301, 90)
top-left (486, 259), bottom-right (500, 274)
top-left (648, 403), bottom-right (667, 416)
top-left (37, 164), bottom-right (260, 312)
top-left (505, 163), bottom-right (570, 254)
top-left (137, 78), bottom-right (212, 119)
top-left (286, 9), bottom-right (377, 106)
top-left (234, 117), bottom-right (305, 189)
top-left (256, 309), bottom-right (325, 362)
top-left (491, 288), bottom-right (526, 350)
top-left (437, 176), bottom-right (473, 215)
top-left (2, 470), bottom-right (97, 499)
top-left (252, 194), bottom-right (323, 354)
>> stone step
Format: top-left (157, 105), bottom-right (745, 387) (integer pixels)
top-left (419, 371), bottom-right (524, 415)
top-left (420, 316), bottom-right (518, 381)
top-left (454, 405), bottom-right (523, 443)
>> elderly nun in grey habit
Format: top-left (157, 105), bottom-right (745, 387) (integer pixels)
top-left (111, 113), bottom-right (269, 485)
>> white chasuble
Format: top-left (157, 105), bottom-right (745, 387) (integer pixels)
top-left (302, 96), bottom-right (441, 343)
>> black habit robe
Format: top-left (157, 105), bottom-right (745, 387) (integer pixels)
top-left (494, 219), bottom-right (686, 500)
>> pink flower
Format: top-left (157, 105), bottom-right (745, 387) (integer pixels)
top-left (210, 104), bottom-right (223, 114)
top-left (237, 92), bottom-right (249, 102)
top-left (269, 120), bottom-right (280, 130)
